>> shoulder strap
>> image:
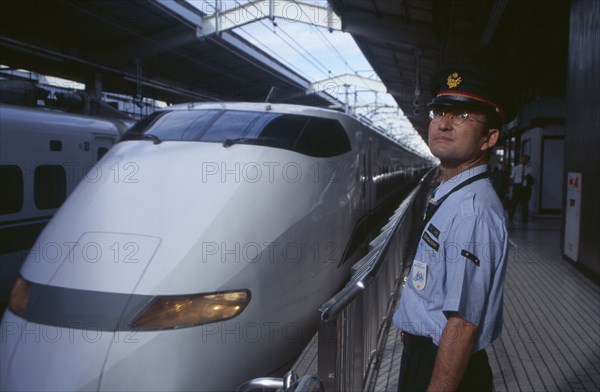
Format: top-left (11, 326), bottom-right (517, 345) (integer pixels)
top-left (420, 171), bottom-right (488, 232)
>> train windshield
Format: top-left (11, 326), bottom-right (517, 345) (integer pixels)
top-left (122, 109), bottom-right (351, 157)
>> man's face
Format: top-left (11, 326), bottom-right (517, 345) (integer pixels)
top-left (427, 106), bottom-right (499, 167)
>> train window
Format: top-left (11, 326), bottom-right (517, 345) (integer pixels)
top-left (200, 111), bottom-right (260, 142)
top-left (295, 118), bottom-right (351, 157)
top-left (34, 165), bottom-right (67, 210)
top-left (196, 111), bottom-right (308, 150)
top-left (206, 112), bottom-right (349, 157)
top-left (122, 110), bottom-right (220, 141)
top-left (49, 140), bottom-right (62, 151)
top-left (252, 114), bottom-right (308, 150)
top-left (0, 165), bottom-right (24, 214)
top-left (122, 109), bottom-right (350, 157)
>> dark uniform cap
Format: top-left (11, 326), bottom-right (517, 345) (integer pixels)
top-left (428, 65), bottom-right (513, 124)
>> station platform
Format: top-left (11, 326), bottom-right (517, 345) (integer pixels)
top-left (291, 216), bottom-right (600, 391)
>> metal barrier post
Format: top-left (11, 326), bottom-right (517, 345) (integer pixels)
top-left (317, 317), bottom-right (338, 391)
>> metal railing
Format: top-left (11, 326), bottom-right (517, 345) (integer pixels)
top-left (234, 370), bottom-right (323, 392)
top-left (236, 170), bottom-right (435, 392)
top-left (317, 170), bottom-right (435, 391)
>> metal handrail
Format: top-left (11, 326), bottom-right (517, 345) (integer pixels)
top-left (235, 371), bottom-right (323, 392)
top-left (318, 184), bottom-right (418, 322)
top-left (317, 169), bottom-right (436, 391)
top-left (234, 377), bottom-right (284, 392)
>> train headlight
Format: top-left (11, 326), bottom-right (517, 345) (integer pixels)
top-left (8, 277), bottom-right (31, 316)
top-left (130, 290), bottom-right (250, 330)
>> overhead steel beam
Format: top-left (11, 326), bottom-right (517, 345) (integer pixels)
top-left (219, 31), bottom-right (307, 89)
top-left (154, 0), bottom-right (309, 87)
top-left (154, 0), bottom-right (203, 26)
top-left (479, 0), bottom-right (509, 47)
top-left (219, 32), bottom-right (339, 106)
top-left (100, 26), bottom-right (198, 66)
top-left (338, 8), bottom-right (438, 49)
top-left (354, 104), bottom-right (400, 116)
top-left (0, 35), bottom-right (220, 102)
top-left (196, 0), bottom-right (342, 37)
top-left (310, 74), bottom-right (388, 95)
top-left (152, 0), bottom-right (339, 106)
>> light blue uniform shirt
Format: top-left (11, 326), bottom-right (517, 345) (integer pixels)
top-left (393, 164), bottom-right (509, 352)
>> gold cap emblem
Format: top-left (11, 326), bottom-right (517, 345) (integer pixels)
top-left (447, 72), bottom-right (462, 88)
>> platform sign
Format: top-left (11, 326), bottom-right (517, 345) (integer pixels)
top-left (564, 172), bottom-right (582, 262)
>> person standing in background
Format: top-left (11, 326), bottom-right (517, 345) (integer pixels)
top-left (509, 154), bottom-right (534, 222)
top-left (492, 162), bottom-right (510, 209)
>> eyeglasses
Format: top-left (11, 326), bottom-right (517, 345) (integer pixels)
top-left (428, 109), bottom-right (485, 126)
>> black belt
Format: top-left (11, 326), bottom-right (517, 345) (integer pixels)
top-left (401, 331), bottom-right (434, 346)
top-left (401, 331), bottom-right (489, 360)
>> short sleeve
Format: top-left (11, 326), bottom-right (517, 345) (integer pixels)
top-left (442, 216), bottom-right (501, 325)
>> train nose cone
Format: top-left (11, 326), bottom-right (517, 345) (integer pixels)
top-left (0, 312), bottom-right (112, 391)
top-left (23, 231), bottom-right (162, 294)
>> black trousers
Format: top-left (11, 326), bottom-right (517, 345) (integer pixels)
top-left (397, 334), bottom-right (493, 392)
top-left (509, 185), bottom-right (530, 222)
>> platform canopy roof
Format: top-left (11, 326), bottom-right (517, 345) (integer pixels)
top-left (0, 0), bottom-right (571, 140)
top-left (0, 0), bottom-right (339, 107)
top-left (327, 0), bottom-right (570, 139)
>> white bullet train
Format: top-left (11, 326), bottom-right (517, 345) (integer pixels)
top-left (1, 102), bottom-right (430, 391)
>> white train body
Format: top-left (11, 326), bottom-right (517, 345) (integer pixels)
top-left (1, 102), bottom-right (429, 391)
top-left (0, 104), bottom-right (129, 300)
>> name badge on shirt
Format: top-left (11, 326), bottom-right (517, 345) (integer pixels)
top-left (427, 223), bottom-right (440, 239)
top-left (422, 231), bottom-right (440, 251)
top-left (412, 260), bottom-right (427, 291)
